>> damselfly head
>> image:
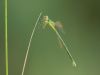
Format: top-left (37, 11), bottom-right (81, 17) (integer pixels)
top-left (42, 16), bottom-right (49, 29)
top-left (43, 16), bottom-right (49, 21)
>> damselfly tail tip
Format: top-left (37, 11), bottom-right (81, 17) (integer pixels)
top-left (72, 61), bottom-right (77, 67)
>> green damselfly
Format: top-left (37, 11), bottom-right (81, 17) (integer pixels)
top-left (42, 16), bottom-right (76, 67)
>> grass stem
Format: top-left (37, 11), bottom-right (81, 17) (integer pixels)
top-left (5, 0), bottom-right (8, 74)
top-left (21, 12), bottom-right (42, 75)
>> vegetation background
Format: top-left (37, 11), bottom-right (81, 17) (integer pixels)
top-left (0, 0), bottom-right (100, 75)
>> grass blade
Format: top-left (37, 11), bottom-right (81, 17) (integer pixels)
top-left (5, 0), bottom-right (8, 74)
top-left (21, 12), bottom-right (42, 75)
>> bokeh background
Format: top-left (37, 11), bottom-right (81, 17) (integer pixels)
top-left (0, 0), bottom-right (100, 75)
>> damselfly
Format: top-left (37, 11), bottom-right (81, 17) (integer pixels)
top-left (42, 16), bottom-right (76, 67)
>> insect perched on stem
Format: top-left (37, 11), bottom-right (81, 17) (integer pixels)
top-left (42, 16), bottom-right (76, 67)
top-left (21, 13), bottom-right (76, 75)
top-left (21, 14), bottom-right (76, 75)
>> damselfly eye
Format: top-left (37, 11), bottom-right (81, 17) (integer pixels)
top-left (43, 16), bottom-right (49, 21)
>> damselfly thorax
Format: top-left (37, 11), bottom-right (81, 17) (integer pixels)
top-left (42, 16), bottom-right (55, 28)
top-left (43, 16), bottom-right (64, 32)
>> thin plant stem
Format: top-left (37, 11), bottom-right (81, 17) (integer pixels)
top-left (5, 0), bottom-right (8, 74)
top-left (21, 12), bottom-right (42, 75)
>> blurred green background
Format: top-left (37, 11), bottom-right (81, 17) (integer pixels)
top-left (0, 0), bottom-right (100, 75)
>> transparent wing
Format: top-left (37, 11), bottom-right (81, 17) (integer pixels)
top-left (55, 21), bottom-right (65, 34)
top-left (55, 21), bottom-right (65, 48)
top-left (57, 37), bottom-right (63, 48)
